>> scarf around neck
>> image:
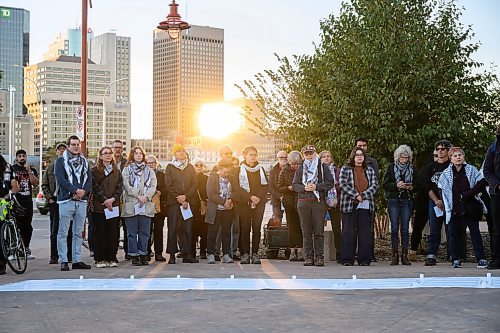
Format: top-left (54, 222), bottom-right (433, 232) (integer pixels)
top-left (128, 162), bottom-right (151, 190)
top-left (63, 150), bottom-right (88, 186)
top-left (394, 161), bottom-right (413, 184)
top-left (171, 158), bottom-right (188, 170)
top-left (326, 163), bottom-right (337, 205)
top-left (104, 163), bottom-right (113, 176)
top-left (302, 156), bottom-right (320, 200)
top-left (239, 162), bottom-right (268, 193)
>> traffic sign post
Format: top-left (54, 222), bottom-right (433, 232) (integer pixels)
top-left (76, 105), bottom-right (85, 141)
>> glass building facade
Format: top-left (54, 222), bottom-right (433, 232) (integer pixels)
top-left (0, 6), bottom-right (29, 116)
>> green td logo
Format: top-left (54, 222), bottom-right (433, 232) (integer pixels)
top-left (0, 9), bottom-right (11, 18)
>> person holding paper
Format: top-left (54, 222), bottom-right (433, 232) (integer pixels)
top-left (205, 158), bottom-right (237, 264)
top-left (292, 145), bottom-right (334, 267)
top-left (419, 140), bottom-right (452, 266)
top-left (339, 147), bottom-right (378, 266)
top-left (164, 144), bottom-right (199, 264)
top-left (121, 146), bottom-right (157, 266)
top-left (382, 145), bottom-right (415, 266)
top-left (438, 147), bottom-right (488, 268)
top-left (90, 146), bottom-right (123, 268)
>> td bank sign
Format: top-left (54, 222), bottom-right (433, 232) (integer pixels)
top-left (1, 8), bottom-right (11, 18)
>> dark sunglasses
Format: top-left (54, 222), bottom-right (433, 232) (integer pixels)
top-left (435, 147), bottom-right (447, 151)
top-left (194, 163), bottom-right (204, 167)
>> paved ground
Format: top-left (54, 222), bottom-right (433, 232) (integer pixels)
top-left (1, 208), bottom-right (499, 332)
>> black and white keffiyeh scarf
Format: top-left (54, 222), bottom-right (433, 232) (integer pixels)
top-left (128, 162), bottom-right (152, 191)
top-left (302, 155), bottom-right (320, 200)
top-left (171, 158), bottom-right (188, 170)
top-left (239, 162), bottom-right (268, 193)
top-left (394, 161), bottom-right (413, 195)
top-left (63, 150), bottom-right (89, 186)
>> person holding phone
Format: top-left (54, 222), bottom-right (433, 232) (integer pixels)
top-left (383, 145), bottom-right (415, 266)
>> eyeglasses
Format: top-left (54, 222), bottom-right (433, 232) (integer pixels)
top-left (399, 155), bottom-right (409, 159)
top-left (277, 157), bottom-right (287, 160)
top-left (147, 161), bottom-right (156, 165)
top-left (194, 163), bottom-right (204, 167)
top-left (321, 155), bottom-right (332, 158)
top-left (355, 153), bottom-right (364, 157)
top-left (436, 147), bottom-right (447, 151)
top-left (101, 152), bottom-right (113, 155)
top-left (304, 151), bottom-right (314, 155)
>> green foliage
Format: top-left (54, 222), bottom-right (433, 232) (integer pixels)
top-left (238, 0), bottom-right (499, 169)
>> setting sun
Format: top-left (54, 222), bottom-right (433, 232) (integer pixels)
top-left (198, 103), bottom-right (243, 139)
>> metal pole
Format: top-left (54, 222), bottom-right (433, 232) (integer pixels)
top-left (8, 85), bottom-right (15, 164)
top-left (81, 0), bottom-right (88, 156)
top-left (102, 78), bottom-right (128, 147)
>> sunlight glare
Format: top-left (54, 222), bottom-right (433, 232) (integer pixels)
top-left (198, 103), bottom-right (243, 139)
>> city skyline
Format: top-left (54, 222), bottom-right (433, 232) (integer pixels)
top-left (1, 0), bottom-right (499, 139)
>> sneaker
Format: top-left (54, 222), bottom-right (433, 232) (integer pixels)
top-left (315, 257), bottom-right (324, 267)
top-left (140, 256), bottom-right (150, 266)
top-left (297, 248), bottom-right (304, 262)
top-left (425, 257), bottom-right (436, 266)
top-left (251, 254), bottom-right (261, 264)
top-left (358, 262), bottom-right (370, 266)
top-left (240, 253), bottom-right (250, 264)
top-left (289, 249), bottom-right (298, 261)
top-left (96, 261), bottom-right (107, 268)
top-left (60, 262), bottom-right (70, 271)
top-left (49, 258), bottom-right (58, 264)
top-left (222, 254), bottom-right (234, 263)
top-left (26, 248), bottom-right (35, 260)
top-left (477, 259), bottom-right (488, 269)
top-left (452, 259), bottom-right (461, 268)
top-left (207, 254), bottom-right (215, 264)
top-left (342, 262), bottom-right (353, 266)
top-left (303, 257), bottom-right (314, 266)
top-left (108, 261), bottom-right (118, 268)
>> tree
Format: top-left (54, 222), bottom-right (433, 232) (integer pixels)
top-left (238, 0), bottom-right (499, 168)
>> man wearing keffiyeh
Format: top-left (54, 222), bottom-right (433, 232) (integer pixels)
top-left (54, 135), bottom-right (92, 272)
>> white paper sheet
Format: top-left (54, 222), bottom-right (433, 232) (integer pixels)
top-left (104, 206), bottom-right (119, 220)
top-left (180, 204), bottom-right (193, 220)
top-left (134, 203), bottom-right (146, 215)
top-left (434, 206), bottom-right (444, 217)
top-left (357, 200), bottom-right (369, 210)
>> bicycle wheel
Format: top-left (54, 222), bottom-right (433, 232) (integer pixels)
top-left (0, 221), bottom-right (27, 274)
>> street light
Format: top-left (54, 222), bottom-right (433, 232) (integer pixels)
top-left (102, 77), bottom-right (128, 147)
top-left (0, 86), bottom-right (15, 163)
top-left (24, 77), bottom-right (43, 192)
top-left (157, 0), bottom-right (190, 135)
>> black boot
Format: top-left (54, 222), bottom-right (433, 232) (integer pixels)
top-left (183, 253), bottom-right (199, 263)
top-left (390, 251), bottom-right (399, 266)
top-left (401, 249), bottom-right (411, 266)
top-left (132, 256), bottom-right (141, 266)
top-left (140, 255), bottom-right (150, 266)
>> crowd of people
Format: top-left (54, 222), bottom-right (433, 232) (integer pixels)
top-left (1, 124), bottom-right (499, 274)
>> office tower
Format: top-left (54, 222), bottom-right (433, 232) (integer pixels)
top-left (153, 24), bottom-right (224, 139)
top-left (0, 6), bottom-right (29, 116)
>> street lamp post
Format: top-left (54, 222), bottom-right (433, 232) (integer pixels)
top-left (24, 77), bottom-right (43, 192)
top-left (8, 85), bottom-right (15, 164)
top-left (157, 0), bottom-right (190, 136)
top-left (102, 77), bottom-right (128, 147)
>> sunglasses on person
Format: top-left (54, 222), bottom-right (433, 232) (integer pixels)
top-left (194, 163), bottom-right (204, 167)
top-left (435, 147), bottom-right (448, 151)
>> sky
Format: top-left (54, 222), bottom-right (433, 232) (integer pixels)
top-left (3, 0), bottom-right (500, 139)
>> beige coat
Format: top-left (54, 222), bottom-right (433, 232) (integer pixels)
top-left (121, 166), bottom-right (157, 218)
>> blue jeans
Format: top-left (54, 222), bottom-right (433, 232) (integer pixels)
top-left (57, 200), bottom-right (87, 263)
top-left (427, 199), bottom-right (448, 259)
top-left (387, 198), bottom-right (412, 251)
top-left (125, 215), bottom-right (151, 256)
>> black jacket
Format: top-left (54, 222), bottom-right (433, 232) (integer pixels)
top-left (164, 163), bottom-right (199, 207)
top-left (277, 164), bottom-right (297, 208)
top-left (269, 162), bottom-right (283, 206)
top-left (292, 162), bottom-right (334, 201)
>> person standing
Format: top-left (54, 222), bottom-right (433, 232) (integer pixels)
top-left (383, 145), bottom-right (415, 266)
top-left (319, 150), bottom-right (342, 263)
top-left (483, 124), bottom-right (500, 269)
top-left (421, 140), bottom-right (452, 266)
top-left (278, 151), bottom-right (303, 261)
top-left (269, 151), bottom-right (288, 221)
top-left (0, 155), bottom-right (19, 275)
top-left (205, 159), bottom-right (237, 264)
top-left (112, 139), bottom-right (128, 259)
top-left (438, 147), bottom-right (488, 268)
top-left (234, 146), bottom-right (269, 264)
top-left (54, 135), bottom-right (92, 271)
top-left (90, 146), bottom-right (123, 268)
top-left (121, 146), bottom-right (157, 266)
top-left (339, 147), bottom-right (378, 266)
top-left (292, 145), bottom-right (334, 267)
top-left (191, 158), bottom-right (208, 259)
top-left (164, 143), bottom-right (199, 264)
top-left (146, 155), bottom-right (167, 262)
top-left (11, 149), bottom-right (39, 260)
top-left (42, 143), bottom-right (72, 264)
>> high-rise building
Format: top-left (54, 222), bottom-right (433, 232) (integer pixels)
top-left (153, 25), bottom-right (224, 140)
top-left (0, 6), bottom-right (29, 116)
top-left (43, 27), bottom-right (94, 61)
top-left (24, 56), bottom-right (128, 157)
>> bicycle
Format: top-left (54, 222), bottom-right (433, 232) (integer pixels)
top-left (0, 193), bottom-right (28, 274)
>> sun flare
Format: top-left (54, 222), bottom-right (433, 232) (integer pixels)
top-left (198, 103), bottom-right (243, 139)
